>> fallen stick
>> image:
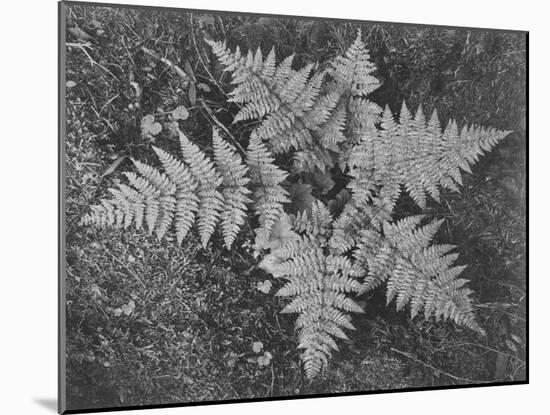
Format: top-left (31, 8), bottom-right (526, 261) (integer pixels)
top-left (141, 46), bottom-right (190, 81)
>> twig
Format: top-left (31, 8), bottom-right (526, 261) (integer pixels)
top-left (121, 36), bottom-right (136, 67)
top-left (476, 303), bottom-right (526, 322)
top-left (390, 348), bottom-right (495, 384)
top-left (106, 250), bottom-right (148, 290)
top-left (511, 362), bottom-right (526, 380)
top-left (66, 42), bottom-right (92, 49)
top-left (66, 42), bottom-right (118, 81)
top-left (189, 14), bottom-right (227, 98)
top-left (267, 364), bottom-right (275, 397)
top-left (201, 101), bottom-right (246, 154)
top-left (141, 46), bottom-right (190, 81)
top-left (149, 106), bottom-right (200, 117)
top-left (99, 94), bottom-right (120, 116)
top-left (434, 342), bottom-right (525, 363)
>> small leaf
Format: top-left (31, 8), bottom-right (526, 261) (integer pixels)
top-left (130, 81), bottom-right (142, 98)
top-left (257, 351), bottom-right (272, 366)
top-left (141, 114), bottom-right (154, 125)
top-left (140, 114), bottom-right (162, 137)
top-left (184, 61), bottom-right (196, 81)
top-left (225, 352), bottom-right (238, 368)
top-left (510, 334), bottom-right (522, 344)
top-left (171, 105), bottom-right (189, 120)
top-left (68, 26), bottom-right (93, 41)
top-left (309, 171), bottom-right (335, 194)
top-left (258, 254), bottom-right (285, 278)
top-left (66, 80), bottom-right (77, 88)
top-left (89, 284), bottom-right (102, 299)
top-left (120, 300), bottom-right (135, 316)
top-left (288, 183), bottom-right (315, 214)
top-left (197, 83), bottom-right (211, 93)
top-left (167, 120), bottom-right (180, 136)
top-left (188, 82), bottom-right (197, 105)
top-left (149, 123), bottom-right (162, 135)
top-left (256, 280), bottom-right (272, 294)
top-left (264, 214), bottom-right (299, 251)
top-left (101, 156), bottom-right (128, 178)
top-left (89, 19), bottom-right (103, 29)
top-left (252, 341), bottom-right (264, 353)
top-left (505, 339), bottom-right (518, 353)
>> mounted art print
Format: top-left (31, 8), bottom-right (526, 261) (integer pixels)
top-left (59, 1), bottom-right (528, 413)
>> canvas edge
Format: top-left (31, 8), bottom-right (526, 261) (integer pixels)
top-left (60, 0), bottom-right (528, 34)
top-left (56, 1), bottom-right (529, 413)
top-left (59, 1), bottom-right (68, 414)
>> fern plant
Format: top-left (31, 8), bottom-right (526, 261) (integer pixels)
top-left (82, 30), bottom-right (511, 378)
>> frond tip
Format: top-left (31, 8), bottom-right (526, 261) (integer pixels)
top-left (331, 29), bottom-right (380, 96)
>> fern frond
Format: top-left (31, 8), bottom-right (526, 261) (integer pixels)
top-left (81, 164), bottom-right (174, 239)
top-left (153, 147), bottom-right (199, 244)
top-left (212, 129), bottom-right (252, 248)
top-left (293, 145), bottom-right (335, 173)
top-left (346, 102), bottom-right (511, 209)
top-left (290, 199), bottom-right (333, 241)
top-left (329, 200), bottom-right (391, 254)
top-left (247, 136), bottom-right (290, 245)
top-left (207, 38), bottom-right (341, 161)
top-left (355, 216), bottom-right (484, 334)
top-left (347, 97), bottom-right (383, 143)
top-left (316, 102), bottom-right (347, 151)
top-left (82, 129), bottom-right (253, 249)
top-left (269, 201), bottom-right (364, 378)
top-left (331, 29), bottom-right (381, 97)
top-left (178, 131), bottom-right (225, 247)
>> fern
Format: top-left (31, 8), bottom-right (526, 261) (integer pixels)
top-left (81, 129), bottom-right (250, 249)
top-left (82, 29), bottom-right (514, 379)
top-left (353, 216), bottom-right (483, 334)
top-left (207, 38), bottom-right (342, 173)
top-left (265, 201), bottom-right (364, 378)
top-left (345, 102), bottom-right (510, 209)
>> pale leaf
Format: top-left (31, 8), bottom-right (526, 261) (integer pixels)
top-left (252, 341), bottom-right (264, 353)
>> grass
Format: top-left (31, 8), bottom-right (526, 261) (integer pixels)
top-left (63, 3), bottom-right (526, 411)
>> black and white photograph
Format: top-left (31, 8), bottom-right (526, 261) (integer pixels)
top-left (59, 1), bottom-right (527, 413)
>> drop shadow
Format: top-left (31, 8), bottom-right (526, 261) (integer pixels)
top-left (34, 398), bottom-right (57, 413)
